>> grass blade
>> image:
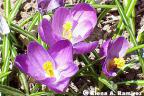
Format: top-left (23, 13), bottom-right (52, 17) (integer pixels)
top-left (10, 0), bottom-right (23, 21)
top-left (1, 35), bottom-right (10, 84)
top-left (4, 0), bottom-right (11, 19)
top-left (10, 23), bottom-right (38, 42)
top-left (30, 92), bottom-right (54, 96)
top-left (115, 0), bottom-right (144, 73)
top-left (0, 84), bottom-right (25, 96)
top-left (98, 77), bottom-right (117, 92)
top-left (28, 12), bottom-right (40, 31)
top-left (114, 0), bottom-right (137, 38)
top-left (0, 71), bottom-right (11, 80)
top-left (97, 0), bottom-right (115, 24)
top-left (117, 80), bottom-right (144, 86)
top-left (127, 44), bottom-right (144, 54)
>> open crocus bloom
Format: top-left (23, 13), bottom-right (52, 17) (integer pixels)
top-left (100, 37), bottom-right (129, 77)
top-left (38, 3), bottom-right (98, 54)
top-left (15, 40), bottom-right (78, 93)
top-left (37, 0), bottom-right (64, 14)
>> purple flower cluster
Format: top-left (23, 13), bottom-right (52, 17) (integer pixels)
top-left (15, 2), bottom-right (130, 93)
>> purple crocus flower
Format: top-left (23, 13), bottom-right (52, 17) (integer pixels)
top-left (37, 0), bottom-right (64, 14)
top-left (15, 40), bottom-right (78, 93)
top-left (38, 3), bottom-right (98, 54)
top-left (100, 37), bottom-right (129, 77)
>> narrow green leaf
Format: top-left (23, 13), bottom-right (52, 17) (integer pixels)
top-left (114, 0), bottom-right (137, 38)
top-left (117, 80), bottom-right (144, 86)
top-left (10, 0), bottom-right (23, 21)
top-left (98, 77), bottom-right (117, 92)
top-left (81, 55), bottom-right (96, 75)
top-left (0, 84), bottom-right (25, 96)
top-left (19, 15), bottom-right (34, 27)
top-left (115, 0), bottom-right (144, 73)
top-left (10, 23), bottom-right (38, 42)
top-left (0, 71), bottom-right (11, 79)
top-left (4, 0), bottom-right (11, 19)
top-left (92, 4), bottom-right (116, 9)
top-left (19, 72), bottom-right (29, 95)
top-left (28, 12), bottom-right (40, 31)
top-left (1, 35), bottom-right (10, 84)
top-left (11, 45), bottom-right (18, 62)
top-left (30, 91), bottom-right (54, 96)
top-left (97, 0), bottom-right (115, 24)
top-left (127, 44), bottom-right (144, 54)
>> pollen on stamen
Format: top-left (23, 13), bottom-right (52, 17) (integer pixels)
top-left (113, 58), bottom-right (125, 69)
top-left (108, 58), bottom-right (125, 71)
top-left (62, 21), bottom-right (72, 40)
top-left (43, 61), bottom-right (55, 77)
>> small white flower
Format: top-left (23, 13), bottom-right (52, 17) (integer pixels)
top-left (0, 16), bottom-right (10, 35)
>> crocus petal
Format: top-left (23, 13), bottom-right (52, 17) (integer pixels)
top-left (72, 21), bottom-right (93, 43)
top-left (73, 41), bottom-right (98, 54)
top-left (0, 16), bottom-right (10, 35)
top-left (27, 41), bottom-right (55, 67)
top-left (48, 40), bottom-right (73, 71)
top-left (72, 3), bottom-right (97, 28)
top-left (61, 62), bottom-right (78, 78)
top-left (27, 41), bottom-right (56, 80)
top-left (99, 39), bottom-right (111, 57)
top-left (40, 78), bottom-right (70, 93)
top-left (108, 37), bottom-right (129, 58)
top-left (38, 18), bottom-right (59, 46)
top-left (47, 0), bottom-right (64, 12)
top-left (52, 7), bottom-right (72, 37)
top-left (15, 54), bottom-right (47, 80)
top-left (102, 58), bottom-right (117, 77)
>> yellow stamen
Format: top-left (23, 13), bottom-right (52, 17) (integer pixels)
top-left (108, 58), bottom-right (125, 71)
top-left (43, 61), bottom-right (54, 77)
top-left (62, 21), bottom-right (72, 40)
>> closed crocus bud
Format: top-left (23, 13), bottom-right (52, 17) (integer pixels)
top-left (37, 0), bottom-right (64, 14)
top-left (0, 16), bottom-right (10, 35)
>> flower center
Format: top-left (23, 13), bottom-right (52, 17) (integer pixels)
top-left (62, 21), bottom-right (72, 40)
top-left (43, 61), bottom-right (55, 77)
top-left (108, 58), bottom-right (125, 71)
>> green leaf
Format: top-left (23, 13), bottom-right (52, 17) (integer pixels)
top-left (114, 0), bottom-right (137, 38)
top-left (0, 84), bottom-right (25, 96)
top-left (0, 71), bottom-right (11, 80)
top-left (28, 12), bottom-right (40, 31)
top-left (92, 4), bottom-right (116, 9)
top-left (117, 80), bottom-right (144, 86)
top-left (97, 0), bottom-right (115, 23)
top-left (30, 91), bottom-right (54, 96)
top-left (10, 23), bottom-right (38, 42)
top-left (127, 44), bottom-right (144, 54)
top-left (10, 0), bottom-right (23, 21)
top-left (98, 76), bottom-right (117, 92)
top-left (137, 31), bottom-right (144, 44)
top-left (115, 0), bottom-right (144, 73)
top-left (1, 35), bottom-right (10, 84)
top-left (19, 72), bottom-right (29, 95)
top-left (4, 0), bottom-right (11, 19)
